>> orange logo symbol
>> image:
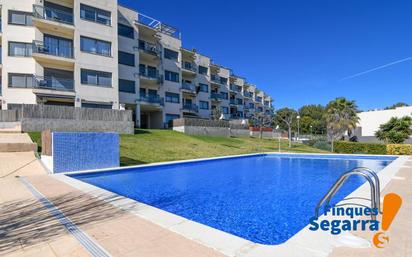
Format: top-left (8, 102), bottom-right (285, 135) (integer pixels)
top-left (373, 193), bottom-right (402, 248)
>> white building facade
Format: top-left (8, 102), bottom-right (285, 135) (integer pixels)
top-left (0, 1), bottom-right (274, 128)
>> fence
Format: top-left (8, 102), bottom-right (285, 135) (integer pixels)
top-left (1, 104), bottom-right (134, 134)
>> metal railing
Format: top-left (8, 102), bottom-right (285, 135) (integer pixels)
top-left (138, 95), bottom-right (164, 106)
top-left (33, 4), bottom-right (74, 25)
top-left (34, 76), bottom-right (74, 91)
top-left (138, 40), bottom-right (160, 56)
top-left (181, 82), bottom-right (196, 92)
top-left (182, 103), bottom-right (199, 113)
top-left (33, 40), bottom-right (74, 59)
top-left (138, 69), bottom-right (162, 81)
top-left (314, 167), bottom-right (381, 220)
top-left (136, 13), bottom-right (181, 39)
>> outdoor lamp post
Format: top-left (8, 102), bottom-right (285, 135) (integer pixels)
top-left (276, 125), bottom-right (280, 152)
top-left (297, 115), bottom-right (301, 141)
top-left (310, 125), bottom-right (313, 139)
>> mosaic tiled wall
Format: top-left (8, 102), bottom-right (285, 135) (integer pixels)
top-left (52, 132), bottom-right (119, 173)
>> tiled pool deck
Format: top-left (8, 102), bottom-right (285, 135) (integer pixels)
top-left (0, 153), bottom-right (411, 257)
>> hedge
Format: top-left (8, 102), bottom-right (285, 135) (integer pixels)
top-left (333, 141), bottom-right (387, 155)
top-left (387, 144), bottom-right (412, 155)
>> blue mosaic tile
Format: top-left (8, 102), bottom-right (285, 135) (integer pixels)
top-left (52, 132), bottom-right (119, 173)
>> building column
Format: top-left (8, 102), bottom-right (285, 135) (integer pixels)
top-left (135, 104), bottom-right (141, 128)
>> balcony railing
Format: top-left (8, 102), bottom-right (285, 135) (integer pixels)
top-left (182, 61), bottom-right (196, 72)
top-left (33, 4), bottom-right (74, 25)
top-left (138, 40), bottom-right (160, 56)
top-left (181, 82), bottom-right (196, 92)
top-left (230, 84), bottom-right (242, 92)
top-left (230, 113), bottom-right (243, 119)
top-left (136, 13), bottom-right (181, 39)
top-left (230, 99), bottom-right (236, 105)
top-left (34, 76), bottom-right (74, 91)
top-left (244, 91), bottom-right (253, 98)
top-left (182, 103), bottom-right (198, 113)
top-left (138, 94), bottom-right (164, 105)
top-left (256, 97), bottom-right (263, 103)
top-left (33, 40), bottom-right (74, 59)
top-left (139, 69), bottom-right (162, 82)
top-left (211, 92), bottom-right (223, 100)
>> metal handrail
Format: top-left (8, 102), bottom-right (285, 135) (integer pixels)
top-left (314, 167), bottom-right (381, 220)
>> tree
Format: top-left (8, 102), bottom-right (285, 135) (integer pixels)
top-left (384, 102), bottom-right (409, 110)
top-left (211, 108), bottom-right (222, 120)
top-left (325, 97), bottom-right (359, 152)
top-left (274, 108), bottom-right (298, 147)
top-left (375, 116), bottom-right (412, 144)
top-left (250, 112), bottom-right (273, 139)
top-left (298, 104), bottom-right (327, 134)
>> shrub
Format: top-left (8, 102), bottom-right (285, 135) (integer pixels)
top-left (313, 140), bottom-right (332, 151)
top-left (387, 144), bottom-right (412, 155)
top-left (334, 141), bottom-right (387, 155)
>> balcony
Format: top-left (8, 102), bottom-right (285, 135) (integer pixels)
top-left (138, 40), bottom-right (160, 61)
top-left (181, 61), bottom-right (196, 76)
top-left (33, 4), bottom-right (74, 37)
top-left (230, 99), bottom-right (236, 105)
top-left (136, 13), bottom-right (181, 39)
top-left (230, 84), bottom-right (242, 93)
top-left (138, 94), bottom-right (164, 106)
top-left (256, 96), bottom-right (263, 103)
top-left (34, 76), bottom-right (74, 91)
top-left (244, 91), bottom-right (253, 98)
top-left (181, 82), bottom-right (197, 93)
top-left (138, 69), bottom-right (162, 85)
top-left (211, 92), bottom-right (223, 101)
top-left (32, 40), bottom-right (75, 68)
top-left (182, 103), bottom-right (198, 113)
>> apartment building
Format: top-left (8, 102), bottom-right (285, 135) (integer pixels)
top-left (0, 0), bottom-right (274, 128)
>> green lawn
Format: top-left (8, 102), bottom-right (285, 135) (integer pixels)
top-left (29, 129), bottom-right (328, 166)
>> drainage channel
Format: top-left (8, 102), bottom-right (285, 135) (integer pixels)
top-left (19, 177), bottom-right (112, 257)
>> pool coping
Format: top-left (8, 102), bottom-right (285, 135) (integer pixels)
top-left (54, 153), bottom-right (410, 257)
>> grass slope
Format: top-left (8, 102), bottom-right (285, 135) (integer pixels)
top-left (29, 129), bottom-right (328, 166)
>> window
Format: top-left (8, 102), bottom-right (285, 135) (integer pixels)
top-left (221, 92), bottom-right (228, 100)
top-left (119, 79), bottom-right (135, 93)
top-left (8, 73), bottom-right (34, 88)
top-left (221, 107), bottom-right (229, 114)
top-left (81, 69), bottom-right (112, 87)
top-left (236, 98), bottom-right (243, 105)
top-left (198, 66), bottom-right (208, 75)
top-left (80, 4), bottom-right (111, 25)
top-left (257, 107), bottom-right (263, 112)
top-left (43, 34), bottom-right (73, 58)
top-left (238, 111), bottom-right (243, 118)
top-left (118, 23), bottom-right (134, 39)
top-left (81, 36), bottom-right (111, 56)
top-left (165, 92), bottom-right (180, 103)
top-left (139, 88), bottom-right (146, 97)
top-left (166, 113), bottom-right (180, 124)
top-left (8, 42), bottom-right (32, 57)
top-left (118, 51), bottom-right (135, 66)
top-left (199, 101), bottom-right (209, 110)
top-left (199, 83), bottom-right (208, 93)
top-left (164, 48), bottom-right (178, 60)
top-left (8, 11), bottom-right (32, 26)
top-left (165, 70), bottom-right (179, 82)
top-left (249, 103), bottom-right (255, 109)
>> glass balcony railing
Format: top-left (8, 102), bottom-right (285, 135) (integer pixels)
top-left (33, 4), bottom-right (74, 25)
top-left (181, 82), bottom-right (196, 92)
top-left (256, 97), bottom-right (263, 103)
top-left (182, 103), bottom-right (198, 112)
top-left (230, 99), bottom-right (236, 105)
top-left (34, 76), bottom-right (74, 91)
top-left (244, 91), bottom-right (253, 98)
top-left (182, 61), bottom-right (196, 72)
top-left (33, 40), bottom-right (74, 59)
top-left (138, 94), bottom-right (164, 105)
top-left (139, 69), bottom-right (162, 81)
top-left (138, 40), bottom-right (160, 56)
top-left (211, 92), bottom-right (223, 99)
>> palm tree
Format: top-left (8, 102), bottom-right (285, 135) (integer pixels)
top-left (325, 97), bottom-right (359, 152)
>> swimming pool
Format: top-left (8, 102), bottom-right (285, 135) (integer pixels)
top-left (69, 154), bottom-right (396, 245)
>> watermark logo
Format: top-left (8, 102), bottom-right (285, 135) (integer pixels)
top-left (309, 193), bottom-right (402, 248)
top-left (372, 193), bottom-right (402, 248)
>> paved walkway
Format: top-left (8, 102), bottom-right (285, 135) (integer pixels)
top-left (330, 157), bottom-right (412, 257)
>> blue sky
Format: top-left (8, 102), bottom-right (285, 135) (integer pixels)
top-left (120, 0), bottom-right (412, 111)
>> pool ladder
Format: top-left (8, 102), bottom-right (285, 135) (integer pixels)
top-left (314, 167), bottom-right (381, 220)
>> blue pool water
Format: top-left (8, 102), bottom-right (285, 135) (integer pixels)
top-left (70, 154), bottom-right (395, 245)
